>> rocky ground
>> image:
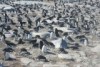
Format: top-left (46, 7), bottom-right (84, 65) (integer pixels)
top-left (0, 1), bottom-right (100, 67)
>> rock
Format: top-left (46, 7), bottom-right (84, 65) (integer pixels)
top-left (73, 64), bottom-right (81, 67)
top-left (20, 57), bottom-right (34, 65)
top-left (96, 64), bottom-right (100, 67)
top-left (43, 64), bottom-right (68, 67)
top-left (79, 51), bottom-right (86, 57)
top-left (58, 51), bottom-right (87, 63)
top-left (91, 45), bottom-right (100, 53)
top-left (45, 54), bottom-right (58, 61)
top-left (0, 51), bottom-right (4, 60)
top-left (3, 61), bottom-right (23, 67)
top-left (58, 54), bottom-right (73, 60)
top-left (29, 62), bottom-right (44, 67)
top-left (10, 62), bottom-right (23, 67)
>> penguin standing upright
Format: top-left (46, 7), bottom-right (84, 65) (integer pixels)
top-left (55, 28), bottom-right (60, 37)
top-left (50, 31), bottom-right (54, 39)
top-left (42, 45), bottom-right (48, 53)
top-left (84, 38), bottom-right (88, 46)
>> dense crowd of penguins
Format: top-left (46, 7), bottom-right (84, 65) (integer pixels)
top-left (0, 0), bottom-right (100, 63)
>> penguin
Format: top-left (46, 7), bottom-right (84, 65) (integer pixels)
top-left (36, 55), bottom-right (49, 62)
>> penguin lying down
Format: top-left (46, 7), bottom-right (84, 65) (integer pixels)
top-left (36, 55), bottom-right (49, 62)
top-left (20, 48), bottom-right (31, 57)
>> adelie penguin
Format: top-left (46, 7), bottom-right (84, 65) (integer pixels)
top-left (36, 55), bottom-right (49, 62)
